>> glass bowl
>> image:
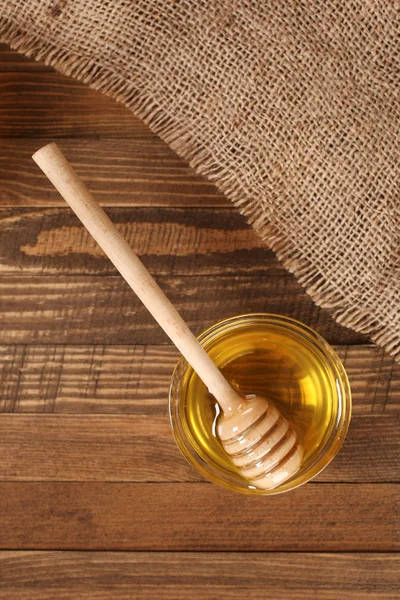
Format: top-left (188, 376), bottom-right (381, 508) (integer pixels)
top-left (168, 313), bottom-right (351, 495)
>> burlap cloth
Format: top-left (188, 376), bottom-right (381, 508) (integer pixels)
top-left (1, 1), bottom-right (399, 359)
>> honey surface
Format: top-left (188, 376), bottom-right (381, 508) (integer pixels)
top-left (179, 322), bottom-right (340, 490)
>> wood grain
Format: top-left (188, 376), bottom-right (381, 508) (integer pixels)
top-left (0, 414), bottom-right (398, 483)
top-left (0, 207), bottom-right (268, 275)
top-left (0, 345), bottom-right (176, 413)
top-left (0, 275), bottom-right (367, 345)
top-left (0, 552), bottom-right (399, 600)
top-left (0, 482), bottom-right (397, 550)
top-left (0, 44), bottom-right (53, 72)
top-left (0, 345), bottom-right (398, 414)
top-left (0, 415), bottom-right (196, 483)
top-left (0, 72), bottom-right (148, 137)
top-left (0, 140), bottom-right (227, 207)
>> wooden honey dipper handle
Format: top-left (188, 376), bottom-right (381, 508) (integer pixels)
top-left (32, 143), bottom-right (241, 413)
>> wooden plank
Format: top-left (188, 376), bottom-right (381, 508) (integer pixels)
top-left (0, 414), bottom-right (398, 483)
top-left (330, 415), bottom-right (400, 482)
top-left (340, 345), bottom-right (400, 414)
top-left (0, 275), bottom-right (367, 345)
top-left (0, 345), bottom-right (176, 413)
top-left (0, 72), bottom-right (149, 137)
top-left (0, 345), bottom-right (397, 415)
top-left (0, 44), bottom-right (53, 72)
top-left (0, 482), bottom-right (397, 550)
top-left (0, 207), bottom-right (267, 275)
top-left (0, 552), bottom-right (399, 600)
top-left (0, 415), bottom-right (196, 483)
top-left (0, 140), bottom-right (227, 207)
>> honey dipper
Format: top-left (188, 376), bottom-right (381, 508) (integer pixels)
top-left (32, 142), bottom-right (303, 490)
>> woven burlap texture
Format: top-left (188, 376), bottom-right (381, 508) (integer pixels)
top-left (1, 1), bottom-right (399, 358)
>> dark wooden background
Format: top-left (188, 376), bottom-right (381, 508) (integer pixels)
top-left (0, 44), bottom-right (399, 599)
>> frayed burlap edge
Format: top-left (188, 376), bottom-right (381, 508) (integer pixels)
top-left (2, 15), bottom-right (399, 360)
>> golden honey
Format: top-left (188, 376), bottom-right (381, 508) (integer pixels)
top-left (169, 314), bottom-right (351, 495)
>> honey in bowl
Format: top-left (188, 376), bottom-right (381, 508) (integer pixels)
top-left (169, 314), bottom-right (351, 495)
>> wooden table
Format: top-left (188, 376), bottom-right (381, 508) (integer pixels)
top-left (0, 43), bottom-right (399, 599)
